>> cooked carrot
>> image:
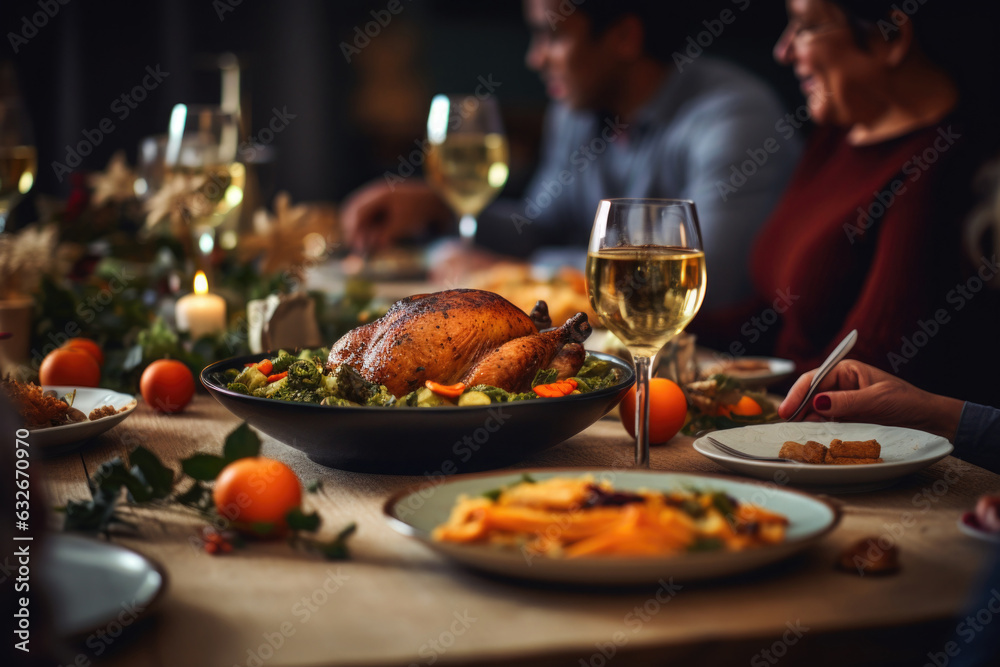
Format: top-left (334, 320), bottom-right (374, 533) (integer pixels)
top-left (432, 476), bottom-right (790, 557)
top-left (426, 380), bottom-right (466, 398)
top-left (266, 371), bottom-right (288, 383)
top-left (533, 378), bottom-right (578, 398)
top-left (257, 359), bottom-right (273, 376)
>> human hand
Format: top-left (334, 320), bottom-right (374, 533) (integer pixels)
top-left (778, 359), bottom-right (963, 440)
top-left (340, 180), bottom-right (452, 253)
top-left (426, 239), bottom-right (507, 286)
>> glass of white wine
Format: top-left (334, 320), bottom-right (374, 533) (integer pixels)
top-left (0, 95), bottom-right (36, 234)
top-left (586, 199), bottom-right (707, 468)
top-left (424, 94), bottom-right (509, 242)
top-left (163, 104), bottom-right (245, 269)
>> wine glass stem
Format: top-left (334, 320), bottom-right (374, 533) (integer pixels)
top-left (458, 214), bottom-right (477, 244)
top-left (634, 355), bottom-right (652, 469)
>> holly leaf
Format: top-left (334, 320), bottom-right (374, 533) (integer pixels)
top-left (318, 523), bottom-right (357, 560)
top-left (181, 453), bottom-right (228, 481)
top-left (59, 496), bottom-right (120, 533)
top-left (286, 507), bottom-right (321, 533)
top-left (223, 423), bottom-right (260, 463)
top-left (93, 458), bottom-right (153, 503)
top-left (129, 446), bottom-right (174, 499)
top-left (175, 481), bottom-right (214, 511)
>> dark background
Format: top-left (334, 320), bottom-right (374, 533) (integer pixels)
top-left (1, 0), bottom-right (795, 209)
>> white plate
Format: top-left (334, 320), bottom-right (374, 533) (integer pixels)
top-left (693, 422), bottom-right (954, 493)
top-left (29, 386), bottom-right (138, 453)
top-left (383, 469), bottom-right (840, 585)
top-left (696, 351), bottom-right (796, 386)
top-left (40, 534), bottom-right (167, 638)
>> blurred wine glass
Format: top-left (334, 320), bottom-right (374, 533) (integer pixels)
top-left (134, 134), bottom-right (168, 201)
top-left (163, 104), bottom-right (245, 270)
top-left (0, 95), bottom-right (36, 234)
top-left (424, 94), bottom-right (509, 243)
top-left (586, 199), bottom-right (707, 468)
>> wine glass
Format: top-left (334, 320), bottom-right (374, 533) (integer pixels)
top-left (163, 104), bottom-right (245, 271)
top-left (0, 95), bottom-right (36, 234)
top-left (134, 134), bottom-right (168, 200)
top-left (586, 199), bottom-right (707, 468)
top-left (424, 94), bottom-right (509, 242)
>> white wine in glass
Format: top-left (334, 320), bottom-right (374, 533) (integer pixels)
top-left (424, 94), bottom-right (509, 242)
top-left (163, 104), bottom-right (245, 264)
top-left (586, 199), bottom-right (706, 468)
top-left (0, 96), bottom-right (36, 233)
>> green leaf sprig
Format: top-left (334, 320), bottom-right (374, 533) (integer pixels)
top-left (57, 422), bottom-right (355, 560)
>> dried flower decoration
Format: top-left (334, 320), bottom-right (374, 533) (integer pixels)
top-left (89, 151), bottom-right (137, 206)
top-left (0, 224), bottom-right (58, 299)
top-left (143, 171), bottom-right (216, 239)
top-left (239, 192), bottom-right (338, 282)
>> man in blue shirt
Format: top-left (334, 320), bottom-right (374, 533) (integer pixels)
top-left (342, 0), bottom-right (800, 311)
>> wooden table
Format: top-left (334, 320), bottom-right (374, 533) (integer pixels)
top-left (40, 395), bottom-right (1000, 666)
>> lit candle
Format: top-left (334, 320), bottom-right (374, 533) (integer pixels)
top-left (175, 272), bottom-right (227, 339)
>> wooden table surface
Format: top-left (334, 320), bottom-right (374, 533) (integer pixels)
top-left (40, 394), bottom-right (1000, 667)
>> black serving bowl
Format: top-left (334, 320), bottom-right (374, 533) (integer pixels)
top-left (201, 352), bottom-right (634, 474)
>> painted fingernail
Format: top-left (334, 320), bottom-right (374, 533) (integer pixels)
top-left (813, 394), bottom-right (832, 411)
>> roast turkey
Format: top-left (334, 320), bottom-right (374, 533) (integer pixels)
top-left (326, 289), bottom-right (591, 397)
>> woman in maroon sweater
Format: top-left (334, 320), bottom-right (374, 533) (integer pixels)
top-left (700, 0), bottom-right (1000, 404)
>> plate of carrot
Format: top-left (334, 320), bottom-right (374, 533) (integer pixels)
top-left (383, 469), bottom-right (840, 585)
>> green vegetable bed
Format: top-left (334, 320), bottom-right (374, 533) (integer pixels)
top-left (219, 350), bottom-right (622, 408)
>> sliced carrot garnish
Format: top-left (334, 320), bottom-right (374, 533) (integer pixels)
top-left (426, 380), bottom-right (466, 398)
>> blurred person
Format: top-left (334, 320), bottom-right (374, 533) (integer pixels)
top-left (341, 0), bottom-right (801, 311)
top-left (696, 0), bottom-right (1000, 405)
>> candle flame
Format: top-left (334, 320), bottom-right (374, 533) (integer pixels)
top-left (193, 271), bottom-right (209, 295)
